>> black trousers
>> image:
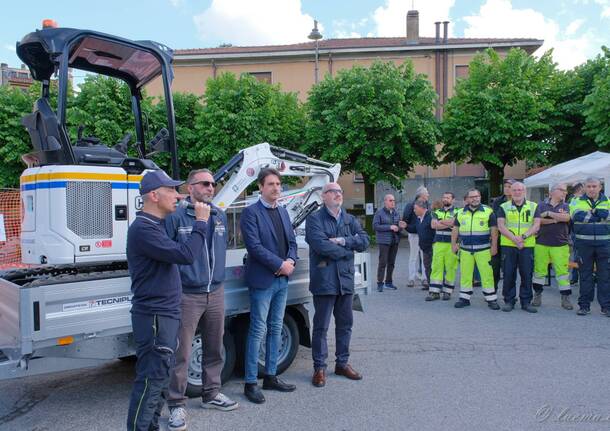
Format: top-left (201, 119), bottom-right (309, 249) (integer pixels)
top-left (127, 313), bottom-right (179, 431)
top-left (312, 293), bottom-right (353, 370)
top-left (377, 243), bottom-right (399, 283)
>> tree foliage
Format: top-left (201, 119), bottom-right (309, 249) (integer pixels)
top-left (0, 86), bottom-right (35, 187)
top-left (194, 72), bottom-right (305, 171)
top-left (542, 48), bottom-right (609, 164)
top-left (583, 47), bottom-right (610, 149)
top-left (441, 48), bottom-right (556, 195)
top-left (304, 60), bottom-right (439, 186)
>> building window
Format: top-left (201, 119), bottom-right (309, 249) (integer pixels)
top-left (248, 72), bottom-right (272, 84)
top-left (353, 172), bottom-right (364, 183)
top-left (455, 65), bottom-right (469, 80)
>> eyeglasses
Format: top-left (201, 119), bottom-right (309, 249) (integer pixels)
top-left (191, 180), bottom-right (217, 188)
top-left (325, 189), bottom-right (343, 195)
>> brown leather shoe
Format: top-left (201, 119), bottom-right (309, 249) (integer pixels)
top-left (334, 364), bottom-right (362, 380)
top-left (312, 369), bottom-right (326, 387)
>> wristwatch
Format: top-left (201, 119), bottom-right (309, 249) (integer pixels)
top-left (521, 233), bottom-right (528, 239)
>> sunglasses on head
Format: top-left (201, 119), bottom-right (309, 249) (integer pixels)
top-left (191, 180), bottom-right (217, 188)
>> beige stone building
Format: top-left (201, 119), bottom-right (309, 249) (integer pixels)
top-left (147, 11), bottom-right (542, 208)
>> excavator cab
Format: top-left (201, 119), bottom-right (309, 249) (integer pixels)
top-left (16, 23), bottom-right (180, 265)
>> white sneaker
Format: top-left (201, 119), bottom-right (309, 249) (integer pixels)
top-left (202, 393), bottom-right (239, 411)
top-left (168, 407), bottom-right (187, 431)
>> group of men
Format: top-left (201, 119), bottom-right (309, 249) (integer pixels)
top-left (374, 177), bottom-right (610, 315)
top-left (125, 167), bottom-right (369, 431)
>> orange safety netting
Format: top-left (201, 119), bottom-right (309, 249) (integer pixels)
top-left (0, 189), bottom-right (29, 270)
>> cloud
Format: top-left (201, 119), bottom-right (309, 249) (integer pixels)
top-left (3, 43), bottom-right (16, 52)
top-left (565, 18), bottom-right (585, 36)
top-left (372, 0), bottom-right (456, 38)
top-left (193, 0), bottom-right (316, 46)
top-left (463, 0), bottom-right (596, 70)
top-left (331, 18), bottom-right (368, 39)
top-left (168, 0), bottom-right (183, 7)
top-left (593, 0), bottom-right (610, 17)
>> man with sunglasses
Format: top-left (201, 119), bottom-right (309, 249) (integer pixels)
top-left (306, 182), bottom-right (369, 388)
top-left (532, 183), bottom-right (573, 310)
top-left (165, 169), bottom-right (237, 431)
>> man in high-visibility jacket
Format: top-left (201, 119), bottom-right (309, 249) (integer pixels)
top-left (570, 177), bottom-right (610, 316)
top-left (532, 183), bottom-right (573, 310)
top-left (426, 192), bottom-right (458, 301)
top-left (451, 188), bottom-right (500, 310)
top-left (497, 181), bottom-right (541, 313)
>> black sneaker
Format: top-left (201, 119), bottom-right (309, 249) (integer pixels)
top-left (377, 282), bottom-right (384, 292)
top-left (502, 302), bottom-right (515, 312)
top-left (454, 299), bottom-right (470, 308)
top-left (487, 301), bottom-right (500, 310)
top-left (425, 293), bottom-right (440, 302)
top-left (244, 383), bottom-right (265, 404)
top-left (577, 307), bottom-right (591, 316)
top-left (601, 307), bottom-right (609, 316)
top-left (521, 304), bottom-right (538, 313)
top-left (442, 292), bottom-right (451, 301)
top-left (262, 375), bottom-right (296, 392)
top-left (384, 283), bottom-right (397, 290)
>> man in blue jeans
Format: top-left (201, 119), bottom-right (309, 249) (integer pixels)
top-left (240, 168), bottom-right (298, 404)
top-left (126, 170), bottom-right (209, 431)
top-left (306, 182), bottom-right (369, 388)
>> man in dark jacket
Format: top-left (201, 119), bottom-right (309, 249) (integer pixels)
top-left (402, 186), bottom-right (429, 287)
top-left (306, 182), bottom-right (369, 388)
top-left (165, 169), bottom-right (236, 431)
top-left (490, 178), bottom-right (514, 292)
top-left (126, 170), bottom-right (208, 431)
top-left (413, 200), bottom-right (434, 287)
top-left (373, 194), bottom-right (406, 291)
top-left (240, 168), bottom-right (298, 404)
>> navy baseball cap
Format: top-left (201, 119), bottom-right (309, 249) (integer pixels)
top-left (139, 170), bottom-right (183, 195)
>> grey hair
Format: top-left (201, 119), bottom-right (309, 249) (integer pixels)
top-left (585, 176), bottom-right (602, 185)
top-left (550, 183), bottom-right (566, 192)
top-left (511, 181), bottom-right (525, 188)
top-left (415, 186), bottom-right (429, 198)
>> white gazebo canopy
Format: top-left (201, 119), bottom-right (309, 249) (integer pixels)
top-left (524, 151), bottom-right (610, 191)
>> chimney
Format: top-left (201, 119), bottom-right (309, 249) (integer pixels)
top-left (406, 10), bottom-right (419, 44)
top-left (443, 21), bottom-right (449, 43)
top-left (435, 22), bottom-right (441, 44)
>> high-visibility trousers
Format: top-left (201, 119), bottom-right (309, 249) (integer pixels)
top-left (429, 242), bottom-right (457, 294)
top-left (459, 248), bottom-right (497, 302)
top-left (533, 244), bottom-right (571, 293)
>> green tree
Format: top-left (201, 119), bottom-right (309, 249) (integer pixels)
top-left (441, 48), bottom-right (556, 196)
top-left (149, 92), bottom-right (204, 175)
top-left (542, 48), bottom-right (609, 164)
top-left (0, 86), bottom-right (35, 187)
top-left (194, 72), bottom-right (305, 171)
top-left (583, 47), bottom-right (610, 148)
top-left (304, 60), bottom-right (439, 230)
top-left (67, 75), bottom-right (136, 146)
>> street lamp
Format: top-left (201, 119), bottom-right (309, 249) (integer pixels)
top-left (308, 20), bottom-right (323, 84)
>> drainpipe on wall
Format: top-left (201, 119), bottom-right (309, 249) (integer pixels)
top-left (434, 22), bottom-right (441, 121)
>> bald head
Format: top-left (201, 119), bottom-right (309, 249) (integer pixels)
top-left (322, 182), bottom-right (343, 211)
top-left (384, 194), bottom-right (396, 210)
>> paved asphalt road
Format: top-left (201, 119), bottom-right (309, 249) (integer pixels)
top-left (1, 244), bottom-right (609, 431)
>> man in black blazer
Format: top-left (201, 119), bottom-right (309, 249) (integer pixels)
top-left (240, 168), bottom-right (298, 404)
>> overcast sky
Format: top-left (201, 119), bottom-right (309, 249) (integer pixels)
top-left (2, 0), bottom-right (609, 73)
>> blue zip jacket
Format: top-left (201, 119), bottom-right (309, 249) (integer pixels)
top-left (570, 194), bottom-right (610, 246)
top-left (305, 207), bottom-right (369, 295)
top-left (164, 200), bottom-right (228, 294)
top-left (373, 207), bottom-right (401, 245)
top-left (127, 211), bottom-right (206, 318)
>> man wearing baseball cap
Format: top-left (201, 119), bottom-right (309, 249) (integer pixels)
top-left (126, 169), bottom-right (210, 431)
